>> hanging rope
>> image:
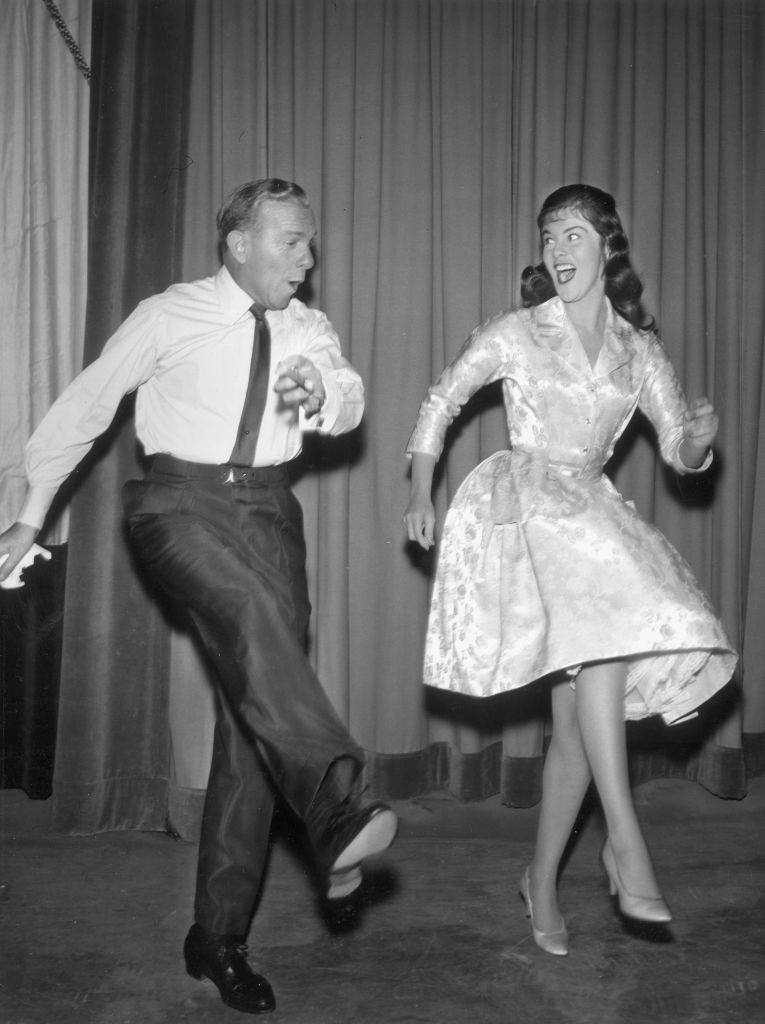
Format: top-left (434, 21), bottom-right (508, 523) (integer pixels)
top-left (39, 0), bottom-right (91, 81)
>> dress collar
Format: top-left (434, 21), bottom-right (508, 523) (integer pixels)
top-left (598, 301), bottom-right (639, 376)
top-left (533, 296), bottom-right (638, 377)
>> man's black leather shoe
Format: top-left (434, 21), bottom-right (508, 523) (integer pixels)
top-left (184, 923), bottom-right (275, 1015)
top-left (310, 798), bottom-right (398, 899)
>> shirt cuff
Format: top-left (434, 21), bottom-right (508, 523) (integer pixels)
top-left (300, 376), bottom-right (340, 433)
top-left (678, 447), bottom-right (713, 473)
top-left (17, 485), bottom-right (58, 532)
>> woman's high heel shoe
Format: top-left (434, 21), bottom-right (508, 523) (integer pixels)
top-left (601, 840), bottom-right (672, 923)
top-left (518, 868), bottom-right (569, 956)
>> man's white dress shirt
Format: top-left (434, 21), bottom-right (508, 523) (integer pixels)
top-left (21, 266), bottom-right (364, 529)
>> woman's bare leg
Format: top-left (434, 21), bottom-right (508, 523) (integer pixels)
top-left (527, 678), bottom-right (592, 932)
top-left (574, 661), bottom-right (662, 898)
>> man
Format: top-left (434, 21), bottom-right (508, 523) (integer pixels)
top-left (0, 179), bottom-right (397, 1015)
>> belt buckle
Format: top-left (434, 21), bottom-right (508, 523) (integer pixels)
top-left (225, 465), bottom-right (253, 484)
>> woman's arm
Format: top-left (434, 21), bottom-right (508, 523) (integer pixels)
top-left (678, 397), bottom-right (718, 468)
top-left (638, 336), bottom-right (715, 473)
top-left (403, 314), bottom-right (513, 550)
top-left (403, 453), bottom-right (438, 550)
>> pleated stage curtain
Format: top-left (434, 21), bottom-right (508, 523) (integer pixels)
top-left (51, 0), bottom-right (765, 838)
top-left (0, 0), bottom-right (90, 798)
top-left (52, 0), bottom-right (195, 832)
top-left (0, 0), bottom-right (90, 542)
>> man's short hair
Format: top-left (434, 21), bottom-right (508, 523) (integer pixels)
top-left (216, 179), bottom-right (309, 248)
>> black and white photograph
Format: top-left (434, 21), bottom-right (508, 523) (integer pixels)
top-left (1, 1), bottom-right (763, 1022)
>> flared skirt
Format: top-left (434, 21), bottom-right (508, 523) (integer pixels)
top-left (423, 453), bottom-right (737, 724)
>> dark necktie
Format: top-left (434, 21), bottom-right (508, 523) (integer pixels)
top-left (229, 304), bottom-right (271, 466)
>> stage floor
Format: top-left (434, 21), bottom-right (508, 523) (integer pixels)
top-left (1, 777), bottom-right (763, 1024)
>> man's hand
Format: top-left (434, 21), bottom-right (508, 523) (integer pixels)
top-left (274, 357), bottom-right (326, 418)
top-left (0, 522), bottom-right (41, 585)
top-left (680, 396), bottom-right (718, 468)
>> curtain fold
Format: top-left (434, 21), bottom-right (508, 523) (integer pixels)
top-left (0, 0), bottom-right (90, 799)
top-left (740, 0), bottom-right (765, 768)
top-left (0, 0), bottom-right (90, 541)
top-left (52, 0), bottom-right (194, 833)
top-left (51, 0), bottom-right (763, 838)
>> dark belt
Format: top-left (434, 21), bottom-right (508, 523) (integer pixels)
top-left (149, 453), bottom-right (290, 486)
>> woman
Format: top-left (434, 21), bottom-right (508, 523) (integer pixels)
top-left (404, 184), bottom-right (737, 956)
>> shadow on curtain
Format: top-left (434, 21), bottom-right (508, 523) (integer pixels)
top-left (53, 0), bottom-right (765, 838)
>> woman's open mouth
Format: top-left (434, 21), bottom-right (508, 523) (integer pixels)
top-left (555, 263), bottom-right (576, 284)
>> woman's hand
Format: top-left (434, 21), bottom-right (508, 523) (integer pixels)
top-left (680, 396), bottom-right (718, 468)
top-left (403, 495), bottom-right (436, 550)
top-left (404, 452), bottom-right (438, 550)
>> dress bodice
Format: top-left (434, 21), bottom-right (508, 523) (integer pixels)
top-left (407, 297), bottom-right (710, 525)
top-left (408, 296), bottom-right (703, 479)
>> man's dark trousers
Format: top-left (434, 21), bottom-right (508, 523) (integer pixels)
top-left (123, 455), bottom-right (364, 935)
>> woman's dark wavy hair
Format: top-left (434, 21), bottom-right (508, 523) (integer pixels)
top-left (520, 184), bottom-right (656, 332)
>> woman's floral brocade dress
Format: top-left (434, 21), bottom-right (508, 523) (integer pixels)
top-left (407, 297), bottom-right (737, 724)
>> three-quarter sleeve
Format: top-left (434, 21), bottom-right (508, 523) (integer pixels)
top-left (406, 315), bottom-right (512, 460)
top-left (638, 336), bottom-right (712, 474)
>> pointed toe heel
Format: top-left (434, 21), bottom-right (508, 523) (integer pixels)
top-left (519, 868), bottom-right (569, 957)
top-left (600, 840), bottom-right (672, 924)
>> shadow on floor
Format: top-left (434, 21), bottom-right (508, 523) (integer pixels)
top-left (1, 778), bottom-right (763, 1024)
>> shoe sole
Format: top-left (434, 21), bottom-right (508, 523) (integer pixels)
top-left (330, 808), bottom-right (398, 874)
top-left (326, 864), bottom-right (363, 900)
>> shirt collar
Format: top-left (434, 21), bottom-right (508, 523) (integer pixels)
top-left (214, 264), bottom-right (259, 325)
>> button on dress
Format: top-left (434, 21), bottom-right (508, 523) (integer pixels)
top-left (407, 297), bottom-right (737, 725)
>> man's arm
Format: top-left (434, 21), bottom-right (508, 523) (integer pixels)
top-left (274, 308), bottom-right (364, 435)
top-left (0, 522), bottom-right (41, 585)
top-left (0, 299), bottom-right (161, 579)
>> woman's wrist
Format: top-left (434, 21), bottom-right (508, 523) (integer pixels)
top-left (679, 437), bottom-right (709, 470)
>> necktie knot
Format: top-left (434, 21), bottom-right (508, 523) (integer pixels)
top-left (250, 303), bottom-right (266, 323)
